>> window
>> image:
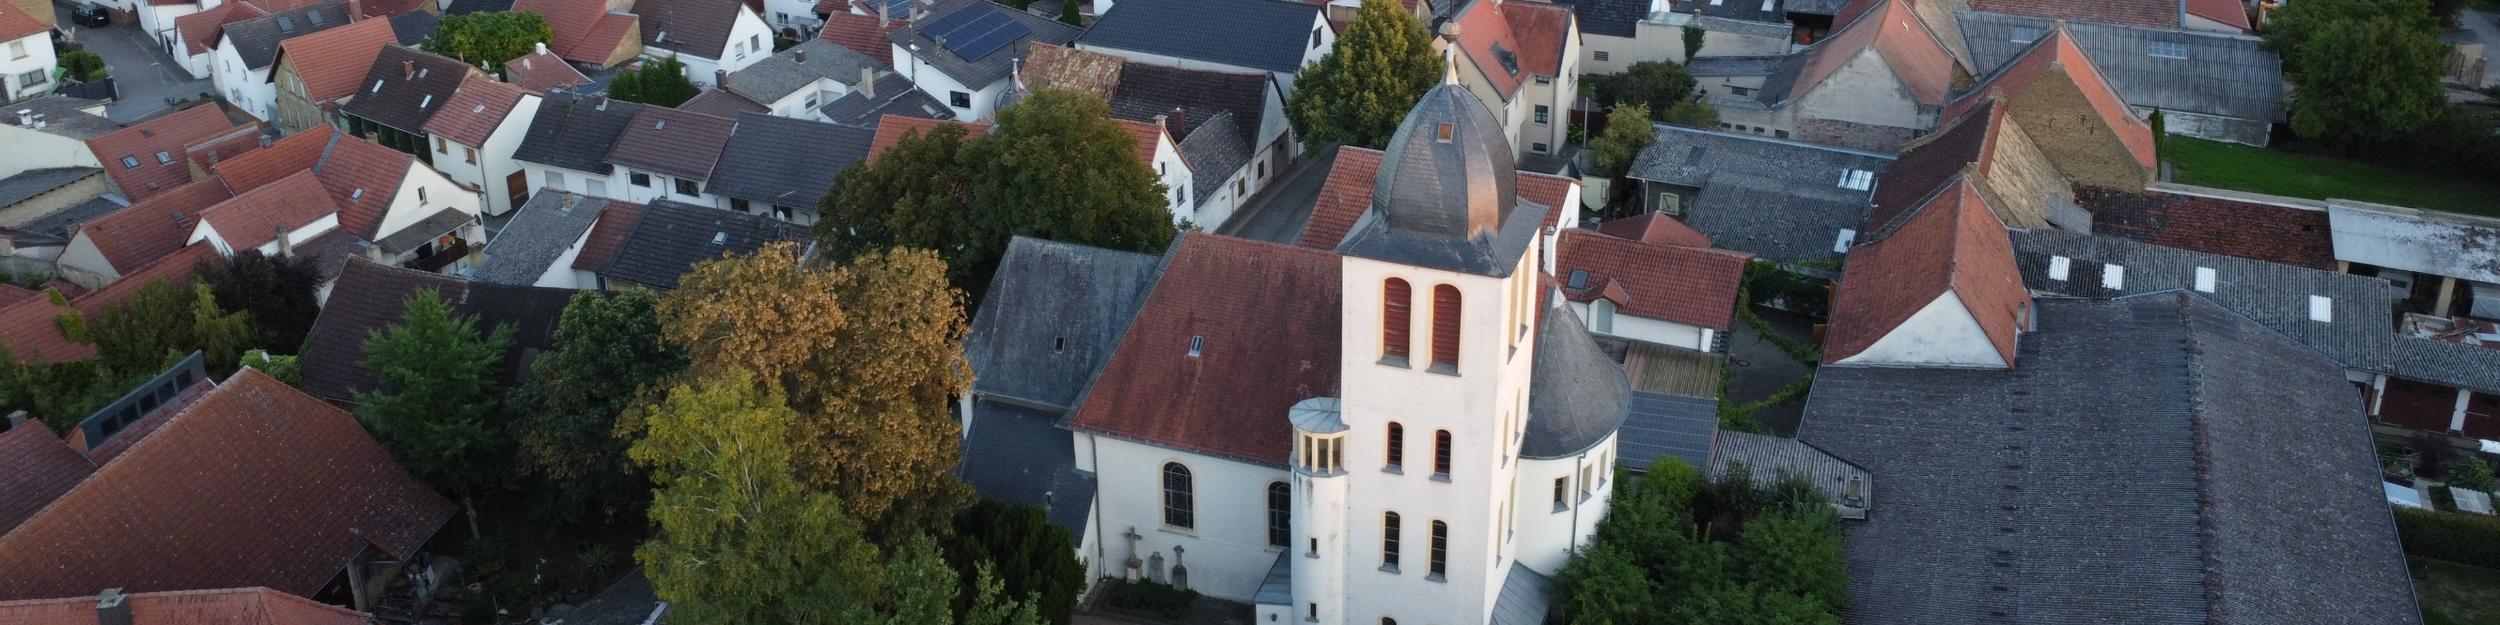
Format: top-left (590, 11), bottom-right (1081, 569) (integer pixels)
top-left (1235, 178), bottom-right (1246, 197)
top-left (1308, 603), bottom-right (1317, 622)
top-left (1775, 130), bottom-right (1789, 139)
top-left (1593, 51), bottom-right (1610, 61)
top-left (434, 137), bottom-right (447, 153)
top-left (154, 151), bottom-right (173, 165)
top-left (1268, 482), bottom-right (1291, 548)
top-left (2048, 256), bottom-right (2071, 281)
top-left (632, 172), bottom-right (653, 187)
top-left (1531, 142), bottom-right (1549, 153)
top-left (1435, 122), bottom-right (1453, 142)
top-left (1729, 86), bottom-right (1757, 97)
top-left (1427, 521), bottom-right (1448, 579)
top-left (950, 91), bottom-right (971, 108)
top-left (7, 41), bottom-right (23, 60)
top-left (546, 170), bottom-right (569, 190)
top-left (751, 35), bottom-right (762, 52)
top-left (775, 206), bottom-right (795, 222)
top-left (1534, 105), bottom-right (1550, 124)
top-left (1258, 160), bottom-right (1269, 180)
top-left (1591, 298), bottom-right (1615, 334)
top-left (730, 198), bottom-right (751, 213)
top-left (2194, 267), bottom-right (2217, 292)
top-left (1432, 430), bottom-right (1451, 478)
top-left (2009, 25), bottom-right (2042, 43)
top-left (1386, 422), bottom-right (1405, 470)
top-left (675, 179), bottom-right (699, 196)
top-left (1383, 278), bottom-right (1412, 362)
top-left (2149, 40), bottom-right (2187, 59)
top-left (1535, 75), bottom-right (1551, 85)
top-left (416, 187), bottom-right (427, 204)
top-left (1430, 284), bottom-right (1460, 370)
top-left (1162, 463), bottom-right (1194, 528)
top-left (1832, 228), bottom-right (1857, 253)
top-left (464, 146), bottom-right (477, 164)
top-left (1552, 477), bottom-right (1569, 511)
top-left (120, 156), bottom-right (139, 169)
top-left (2309, 295), bottom-right (2333, 322)
top-left (1381, 511), bottom-right (1401, 569)
top-left (1311, 26), bottom-right (1323, 49)
top-left (1580, 465), bottom-right (1593, 497)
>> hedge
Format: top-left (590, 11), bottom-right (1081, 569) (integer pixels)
top-left (2394, 506), bottom-right (2500, 569)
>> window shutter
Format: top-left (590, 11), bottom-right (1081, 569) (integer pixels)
top-left (1431, 285), bottom-right (1461, 369)
top-left (1383, 279), bottom-right (1412, 360)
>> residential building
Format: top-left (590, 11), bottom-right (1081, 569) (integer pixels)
top-left (704, 112), bottom-right (875, 224)
top-left (1622, 123), bottom-right (1891, 267)
top-left (0, 587), bottom-right (374, 625)
top-left (213, 124), bottom-right (487, 273)
top-left (82, 104), bottom-right (259, 202)
top-left (1018, 45), bottom-right (1291, 229)
top-left (54, 182), bottom-right (233, 287)
top-left (719, 38), bottom-right (880, 117)
top-left (183, 171), bottom-right (344, 256)
top-left (814, 71), bottom-right (955, 127)
top-left (1434, 0), bottom-right (1579, 161)
top-left (511, 91), bottom-right (642, 200)
top-left (269, 17), bottom-right (399, 133)
top-left (209, 2), bottom-right (355, 122)
top-left (473, 190), bottom-right (636, 288)
top-left (172, 1), bottom-right (267, 80)
top-left (887, 0), bottom-right (1082, 120)
top-left (1074, 0), bottom-right (1332, 93)
top-left (340, 45), bottom-right (482, 158)
top-left (606, 105), bottom-right (736, 207)
top-left (1552, 214), bottom-right (1752, 351)
top-left (813, 8), bottom-right (902, 65)
top-left (422, 75), bottom-right (541, 215)
top-left (1823, 176), bottom-right (2029, 368)
top-left (571, 198), bottom-right (807, 290)
top-left (1708, 0), bottom-right (1967, 151)
top-left (0, 97), bottom-right (116, 178)
top-left (1966, 0), bottom-right (2248, 33)
top-left (635, 0), bottom-right (776, 85)
top-left (678, 86), bottom-right (770, 116)
top-left (1957, 11), bottom-right (2284, 146)
top-left (296, 258), bottom-right (574, 401)
top-left (1866, 100), bottom-right (2081, 236)
top-left (1938, 25), bottom-right (2156, 194)
top-left (2, 246), bottom-right (219, 362)
top-left (504, 43), bottom-right (597, 92)
top-left (511, 0), bottom-right (643, 68)
top-left (1571, 0), bottom-right (1802, 76)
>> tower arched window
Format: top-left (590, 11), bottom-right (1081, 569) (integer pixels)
top-left (1428, 520), bottom-right (1449, 579)
top-left (1383, 278), bottom-right (1412, 363)
top-left (1431, 284), bottom-right (1461, 371)
top-left (1385, 422), bottom-right (1405, 471)
top-left (1267, 482), bottom-right (1291, 548)
top-left (1382, 511), bottom-right (1402, 569)
top-left (1162, 463), bottom-right (1194, 529)
top-left (1433, 430), bottom-right (1452, 478)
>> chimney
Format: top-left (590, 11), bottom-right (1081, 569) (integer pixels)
top-left (345, 0), bottom-right (361, 19)
top-left (877, 4), bottom-right (889, 27)
top-left (1165, 107), bottom-right (1184, 135)
top-left (794, 47), bottom-right (806, 63)
top-left (859, 67), bottom-right (876, 94)
top-left (534, 41), bottom-right (549, 56)
top-left (6, 410), bottom-right (25, 427)
top-left (402, 60), bottom-right (414, 80)
top-left (1439, 21), bottom-right (1461, 40)
top-left (96, 589), bottom-right (130, 625)
top-left (714, 69), bottom-right (729, 87)
top-left (275, 224), bottom-right (293, 257)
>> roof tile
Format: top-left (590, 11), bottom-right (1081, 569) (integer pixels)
top-left (75, 180), bottom-right (232, 272)
top-left (423, 74), bottom-right (530, 147)
top-left (514, 0), bottom-right (641, 64)
top-left (502, 49), bottom-right (594, 92)
top-left (0, 587), bottom-right (373, 625)
top-left (605, 106), bottom-right (736, 182)
top-left (274, 18), bottom-right (401, 103)
top-left (816, 11), bottom-right (905, 65)
top-left (2075, 186), bottom-right (2335, 270)
top-left (85, 106), bottom-right (246, 202)
top-left (194, 172), bottom-right (341, 250)
top-left (1555, 228), bottom-right (1753, 329)
top-left (339, 45), bottom-right (478, 135)
top-left (1824, 178), bottom-right (2027, 366)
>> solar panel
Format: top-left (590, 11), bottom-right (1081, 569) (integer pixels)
top-left (926, 6), bottom-right (1029, 60)
top-left (950, 16), bottom-right (1030, 60)
top-left (919, 6), bottom-right (989, 42)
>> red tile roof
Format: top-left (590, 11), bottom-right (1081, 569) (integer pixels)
top-left (0, 284), bottom-right (31, 308)
top-left (1595, 212), bottom-right (1711, 247)
top-left (1114, 118), bottom-right (1168, 167)
top-left (503, 49), bottom-right (594, 93)
top-left (0, 246), bottom-right (219, 365)
top-left (1067, 233), bottom-right (1341, 465)
top-left (356, 0), bottom-right (427, 18)
top-left (1944, 27), bottom-right (2154, 172)
top-left (816, 11), bottom-right (904, 65)
top-left (570, 200), bottom-right (646, 271)
top-left (174, 2), bottom-right (270, 56)
top-left (309, 133), bottom-right (416, 238)
top-left (211, 123), bottom-right (336, 191)
top-left (0, 368), bottom-right (455, 601)
top-left (1451, 0), bottom-right (1525, 97)
top-left (1500, 1), bottom-right (1572, 79)
top-left (424, 75), bottom-right (530, 148)
top-left (1299, 146), bottom-right (1576, 249)
top-left (2185, 0), bottom-right (2250, 30)
top-left (1970, 0), bottom-right (2181, 29)
top-left (1555, 228), bottom-right (1752, 329)
top-left (1824, 178), bottom-right (2028, 366)
top-left (1793, 0), bottom-right (1960, 106)
top-left (515, 0), bottom-right (640, 65)
top-left (0, 3), bottom-right (45, 43)
top-left (2076, 186), bottom-right (2337, 270)
top-left (274, 18), bottom-right (398, 104)
top-left (0, 587), bottom-right (373, 625)
top-left (86, 106), bottom-right (244, 202)
top-left (0, 424), bottom-right (95, 533)
top-left (194, 172), bottom-right (342, 251)
top-left (75, 179), bottom-right (234, 273)
top-left (864, 114), bottom-right (988, 167)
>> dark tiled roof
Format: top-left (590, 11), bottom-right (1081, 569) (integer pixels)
top-left (1616, 391), bottom-right (1718, 472)
top-left (723, 39), bottom-right (879, 103)
top-left (637, 0), bottom-right (746, 57)
top-left (677, 87), bottom-right (769, 117)
top-left (175, 2), bottom-right (267, 57)
top-left (1554, 228), bottom-right (1753, 330)
top-left (219, 1), bottom-right (354, 69)
top-left (0, 369), bottom-right (456, 601)
top-left (0, 168), bottom-right (102, 210)
top-left (961, 400), bottom-right (1096, 538)
top-left (1522, 305), bottom-right (1635, 459)
top-left (0, 424), bottom-right (95, 533)
top-left (1573, 0), bottom-right (1647, 37)
top-left (1958, 12), bottom-right (2281, 121)
top-left (1077, 0), bottom-right (1322, 74)
top-left (1173, 112), bottom-right (1249, 203)
top-left (571, 200), bottom-right (646, 271)
top-left (1866, 100), bottom-right (1995, 236)
top-left (2389, 335), bottom-right (2500, 395)
top-left (888, 0), bottom-right (1083, 87)
top-left (704, 113), bottom-right (875, 207)
top-left (817, 73), bottom-right (957, 127)
top-left (390, 9), bottom-right (441, 44)
top-left (1, 96), bottom-right (120, 141)
top-left (513, 91), bottom-right (645, 172)
top-left (1706, 430), bottom-right (1869, 508)
top-left (444, 0), bottom-right (515, 14)
top-left (1, 196), bottom-right (124, 247)
top-left (1103, 62), bottom-right (1270, 152)
top-left (86, 105), bottom-right (245, 202)
top-left (1630, 126), bottom-right (1894, 265)
top-left (2075, 186), bottom-right (2334, 270)
top-left (599, 199), bottom-right (810, 289)
top-left (1066, 232), bottom-right (1339, 467)
top-left (605, 106), bottom-right (735, 182)
top-left (1336, 84), bottom-right (1541, 277)
top-left (476, 193), bottom-right (616, 284)
top-left (1824, 179), bottom-right (2028, 366)
top-left (2010, 227), bottom-right (2401, 372)
top-left (966, 235), bottom-right (1166, 408)
top-left (341, 45), bottom-right (478, 135)
top-left (296, 258), bottom-right (465, 401)
top-left (1798, 294), bottom-right (2421, 625)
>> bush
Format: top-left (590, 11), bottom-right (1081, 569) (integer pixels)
top-left (57, 50), bottom-right (106, 82)
top-left (2395, 507), bottom-right (2500, 569)
top-left (1096, 578), bottom-right (1196, 622)
top-left (2453, 457), bottom-right (2497, 492)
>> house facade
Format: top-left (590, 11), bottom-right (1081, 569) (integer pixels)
top-left (0, 10), bottom-right (54, 103)
top-left (890, 0), bottom-right (1084, 121)
top-left (423, 75), bottom-right (542, 215)
top-left (635, 0), bottom-right (776, 86)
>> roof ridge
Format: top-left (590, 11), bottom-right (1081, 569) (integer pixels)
top-left (2168, 290), bottom-right (2228, 624)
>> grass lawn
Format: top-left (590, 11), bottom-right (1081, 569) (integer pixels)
top-left (2160, 137), bottom-right (2500, 218)
top-left (2414, 557), bottom-right (2500, 625)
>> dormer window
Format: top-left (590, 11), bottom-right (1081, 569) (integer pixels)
top-left (1435, 122), bottom-right (1453, 143)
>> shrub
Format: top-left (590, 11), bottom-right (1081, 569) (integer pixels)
top-left (2395, 507), bottom-right (2500, 569)
top-left (1096, 578), bottom-right (1196, 622)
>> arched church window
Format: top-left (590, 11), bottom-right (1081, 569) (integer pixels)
top-left (1431, 284), bottom-right (1461, 371)
top-left (1433, 430), bottom-right (1452, 478)
top-left (1428, 520), bottom-right (1449, 579)
top-left (1382, 511), bottom-right (1402, 569)
top-left (1162, 463), bottom-right (1194, 529)
top-left (1383, 278), bottom-right (1412, 363)
top-left (1385, 422), bottom-right (1405, 471)
top-left (1267, 482), bottom-right (1291, 548)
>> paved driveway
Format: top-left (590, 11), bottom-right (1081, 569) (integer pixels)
top-left (2461, 9), bottom-right (2500, 88)
top-left (56, 2), bottom-right (213, 122)
top-left (1215, 144), bottom-right (1336, 245)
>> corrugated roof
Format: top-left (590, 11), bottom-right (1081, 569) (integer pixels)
top-left (2327, 200), bottom-right (2500, 285)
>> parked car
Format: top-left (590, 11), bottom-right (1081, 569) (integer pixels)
top-left (70, 4), bottom-right (110, 27)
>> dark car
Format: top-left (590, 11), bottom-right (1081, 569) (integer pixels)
top-left (70, 4), bottom-right (110, 27)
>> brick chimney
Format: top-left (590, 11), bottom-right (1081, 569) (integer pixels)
top-left (402, 60), bottom-right (414, 80)
top-left (96, 589), bottom-right (130, 625)
top-left (1165, 106), bottom-right (1185, 135)
top-left (859, 66), bottom-right (876, 94)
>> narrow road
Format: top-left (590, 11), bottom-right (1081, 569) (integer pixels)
top-left (56, 2), bottom-right (214, 122)
top-left (1215, 144), bottom-right (1338, 245)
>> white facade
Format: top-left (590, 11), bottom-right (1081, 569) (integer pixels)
top-left (1185, 77), bottom-right (1293, 230)
top-left (892, 43), bottom-right (1003, 121)
top-left (137, 2), bottom-right (209, 63)
top-left (373, 163), bottom-right (485, 239)
top-left (753, 75), bottom-right (852, 118)
top-left (1835, 292), bottom-right (2009, 368)
top-left (0, 116), bottom-right (106, 176)
top-left (520, 162), bottom-right (622, 201)
top-left (54, 229), bottom-right (124, 288)
top-left (1, 33), bottom-right (57, 102)
top-left (614, 164), bottom-right (727, 208)
top-left (428, 93), bottom-right (544, 216)
top-left (648, 5), bottom-right (775, 87)
top-left (1142, 128), bottom-right (1191, 225)
top-left (1567, 300), bottom-right (1714, 351)
top-left (526, 227), bottom-right (595, 289)
top-left (211, 35), bottom-right (279, 121)
top-left (1076, 11), bottom-right (1331, 96)
top-left (187, 211), bottom-right (340, 256)
top-left (1079, 434), bottom-right (1293, 604)
top-left (762, 0), bottom-right (823, 38)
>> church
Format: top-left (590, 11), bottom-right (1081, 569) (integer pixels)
top-left (959, 77), bottom-right (1649, 625)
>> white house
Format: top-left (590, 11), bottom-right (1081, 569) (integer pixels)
top-left (604, 105), bottom-right (734, 208)
top-left (511, 92), bottom-right (640, 202)
top-left (890, 0), bottom-right (1083, 121)
top-left (1553, 214), bottom-right (1751, 352)
top-left (422, 75), bottom-right (542, 216)
top-left (719, 38), bottom-right (878, 118)
top-left (1439, 0), bottom-right (1581, 160)
top-left (184, 171), bottom-right (342, 256)
top-left (1, 12), bottom-right (55, 103)
top-left (635, 0), bottom-right (776, 87)
top-left (209, 2), bottom-right (354, 122)
top-left (1824, 177), bottom-right (2031, 369)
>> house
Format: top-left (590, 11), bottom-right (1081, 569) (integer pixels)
top-left (1074, 0), bottom-right (1331, 93)
top-left (0, 364), bottom-right (455, 609)
top-left (53, 182), bottom-right (233, 287)
top-left (511, 91), bottom-right (643, 200)
top-left (1570, 0), bottom-right (1799, 76)
top-left (504, 43), bottom-right (597, 92)
top-left (421, 75), bottom-right (540, 215)
top-left (814, 71), bottom-right (955, 127)
top-left (212, 124), bottom-right (487, 273)
top-left (887, 0), bottom-right (1082, 120)
top-left (719, 39), bottom-right (880, 117)
top-left (82, 104), bottom-right (261, 203)
top-left (512, 0), bottom-right (644, 68)
top-left (0, 96), bottom-right (118, 179)
top-left (184, 171), bottom-right (344, 256)
top-left (1622, 123), bottom-right (1891, 267)
top-left (677, 86), bottom-right (771, 116)
top-left (269, 17), bottom-right (399, 133)
top-left (1866, 100), bottom-right (2075, 237)
top-left (1710, 0), bottom-right (1967, 151)
top-left (1822, 177), bottom-right (2029, 368)
top-left (1433, 0), bottom-right (1579, 161)
top-left (1018, 45), bottom-right (1291, 228)
top-left (474, 190), bottom-right (638, 288)
top-left (0, 587), bottom-right (373, 625)
top-left (606, 105), bottom-right (737, 207)
top-left (296, 258), bottom-right (574, 401)
top-left (574, 198), bottom-right (807, 289)
top-left (705, 112), bottom-right (874, 224)
top-left (1939, 25), bottom-right (2155, 194)
top-left (172, 1), bottom-right (268, 80)
top-left (208, 2), bottom-right (356, 122)
top-left (2, 243), bottom-right (217, 363)
top-left (813, 8), bottom-right (903, 65)
top-left (634, 0), bottom-right (776, 85)
top-left (1552, 214), bottom-right (1752, 351)
top-left (1957, 12), bottom-right (2284, 146)
top-left (340, 45), bottom-right (483, 158)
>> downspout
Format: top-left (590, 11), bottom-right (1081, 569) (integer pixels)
top-left (1088, 431), bottom-right (1109, 584)
top-left (1566, 451), bottom-right (1585, 558)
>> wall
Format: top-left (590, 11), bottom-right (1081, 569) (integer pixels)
top-left (1507, 443), bottom-right (1616, 576)
top-left (137, 3), bottom-right (205, 60)
top-left (2005, 76), bottom-right (2148, 191)
top-left (892, 45), bottom-right (996, 121)
top-left (1080, 433), bottom-right (1292, 603)
top-left (2139, 106), bottom-right (2268, 147)
top-left (477, 94), bottom-right (543, 215)
top-left (1148, 132), bottom-right (1192, 225)
top-left (1582, 19), bottom-right (1791, 75)
top-left (721, 6), bottom-right (775, 73)
top-left (373, 162), bottom-right (482, 239)
top-left (1837, 292), bottom-right (2009, 368)
top-left (211, 39), bottom-right (278, 121)
top-left (1, 33), bottom-right (56, 101)
top-left (529, 226), bottom-right (593, 288)
top-left (54, 229), bottom-right (122, 288)
top-left (522, 163), bottom-right (621, 201)
top-left (2182, 13), bottom-right (2240, 33)
top-left (1568, 300), bottom-right (1708, 350)
top-left (271, 58), bottom-right (330, 134)
top-left (0, 173), bottom-right (109, 228)
top-left (763, 0), bottom-right (821, 35)
top-left (614, 165), bottom-right (728, 209)
top-left (1794, 48), bottom-right (1930, 152)
top-left (759, 76), bottom-right (850, 118)
top-left (0, 125), bottom-right (103, 177)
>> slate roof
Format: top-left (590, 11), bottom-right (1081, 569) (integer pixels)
top-left (295, 258), bottom-right (466, 401)
top-left (705, 113), bottom-right (875, 207)
top-left (512, 91), bottom-right (645, 173)
top-left (815, 10), bottom-right (906, 65)
top-left (0, 587), bottom-right (373, 625)
top-left (2327, 200), bottom-right (2500, 285)
top-left (816, 73), bottom-right (958, 127)
top-left (86, 105), bottom-right (248, 202)
top-left (889, 0), bottom-right (1083, 87)
top-left (74, 180), bottom-right (232, 272)
top-left (1573, 0), bottom-right (1647, 37)
top-left (1337, 84), bottom-right (1543, 277)
top-left (1102, 61), bottom-right (1270, 152)
top-left (637, 0), bottom-right (747, 56)
top-left (1614, 391), bottom-right (1718, 471)
top-left (1174, 112), bottom-right (1250, 203)
top-left (1066, 233), bottom-right (1338, 467)
top-left (340, 45), bottom-right (477, 135)
top-left (1300, 146), bottom-right (1579, 251)
top-left (217, 2), bottom-right (353, 69)
top-left (1555, 227), bottom-right (1752, 330)
top-left (960, 400), bottom-right (1098, 538)
top-left (0, 197), bottom-right (124, 247)
top-left (1797, 294), bottom-right (2422, 625)
top-left (1, 96), bottom-right (120, 141)
top-left (1706, 430), bottom-right (1870, 508)
top-left (966, 236), bottom-right (1166, 408)
top-left (274, 18), bottom-right (401, 104)
top-left (1824, 178), bottom-right (2028, 366)
top-left (475, 192), bottom-right (614, 284)
top-left (424, 74), bottom-right (530, 148)
top-left (1077, 0), bottom-right (1321, 74)
top-left (1629, 125), bottom-right (1894, 265)
top-left (504, 48), bottom-right (595, 92)
top-left (1487, 564), bottom-right (1554, 625)
top-left (598, 199), bottom-right (810, 289)
top-left (0, 368), bottom-right (456, 601)
top-left (1957, 12), bottom-right (2280, 121)
top-left (0, 168), bottom-right (103, 210)
top-left (514, 0), bottom-right (641, 65)
top-left (390, 10), bottom-right (442, 45)
top-left (0, 424), bottom-right (95, 533)
top-left (2011, 227), bottom-right (2401, 372)
top-left (723, 39), bottom-right (879, 103)
top-left (1520, 300), bottom-right (1634, 458)
top-left (606, 106), bottom-right (736, 182)
top-left (194, 172), bottom-right (340, 250)
top-left (1968, 0), bottom-right (2180, 29)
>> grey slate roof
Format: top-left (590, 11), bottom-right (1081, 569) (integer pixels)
top-left (0, 196), bottom-right (123, 246)
top-left (960, 399), bottom-right (1096, 539)
top-left (1750, 50), bottom-right (1809, 107)
top-left (222, 1), bottom-right (353, 70)
top-left (1614, 391), bottom-right (1717, 471)
top-left (704, 113), bottom-right (876, 207)
top-left (599, 199), bottom-right (810, 289)
top-left (1076, 0), bottom-right (1322, 74)
top-left (1956, 11), bottom-right (2286, 121)
top-left (1707, 430), bottom-right (1868, 509)
top-left (2, 96), bottom-right (119, 140)
top-left (1693, 15), bottom-right (1794, 42)
top-left (817, 73), bottom-right (958, 127)
top-left (1339, 84), bottom-right (1541, 277)
top-left (475, 191), bottom-right (615, 285)
top-left (965, 235), bottom-right (1166, 408)
top-left (390, 10), bottom-right (441, 46)
top-left (442, 0), bottom-right (513, 15)
top-left (638, 0), bottom-right (747, 57)
top-left (675, 88), bottom-right (769, 117)
top-left (2009, 227), bottom-right (2403, 372)
top-left (888, 0), bottom-right (1083, 88)
top-left (722, 39), bottom-right (878, 104)
top-left (512, 92), bottom-right (644, 173)
top-left (1522, 301), bottom-right (1634, 459)
top-left (558, 572), bottom-right (669, 625)
top-left (1630, 125), bottom-right (1894, 264)
top-left (1487, 563), bottom-right (1553, 625)
top-left (2389, 335), bottom-right (2500, 395)
top-left (1670, 0), bottom-right (1782, 27)
top-left (0, 168), bottom-right (102, 209)
top-left (1175, 112), bottom-right (1249, 203)
top-left (299, 259), bottom-right (577, 400)
top-left (1686, 54), bottom-right (1784, 77)
top-left (1797, 294), bottom-right (2421, 625)
top-left (1105, 62), bottom-right (1270, 145)
top-left (1574, 0), bottom-right (1649, 38)
top-left (341, 46), bottom-right (474, 135)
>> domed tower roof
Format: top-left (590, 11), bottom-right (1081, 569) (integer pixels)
top-left (1337, 82), bottom-right (1546, 277)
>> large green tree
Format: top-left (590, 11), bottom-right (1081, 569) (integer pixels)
top-left (866, 535), bottom-right (1048, 625)
top-left (1608, 61), bottom-right (1699, 118)
top-left (1285, 0), bottom-right (1443, 150)
top-left (355, 290), bottom-right (513, 538)
top-left (946, 501), bottom-right (1085, 625)
top-left (816, 121), bottom-right (975, 267)
top-left (610, 56), bottom-right (698, 107)
top-left (2281, 15), bottom-right (2447, 148)
top-left (200, 251), bottom-right (321, 353)
top-left (1550, 460), bottom-right (1846, 625)
top-left (513, 289), bottom-right (685, 523)
top-left (1588, 104), bottom-right (1654, 178)
top-left (429, 11), bottom-right (555, 69)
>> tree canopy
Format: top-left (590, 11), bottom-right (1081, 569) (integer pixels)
top-left (429, 11), bottom-right (554, 70)
top-left (1284, 0), bottom-right (1443, 150)
top-left (514, 289), bottom-right (685, 523)
top-left (2281, 11), bottom-right (2447, 147)
top-left (610, 56), bottom-right (698, 107)
top-left (1549, 460), bottom-right (1847, 625)
top-left (200, 251), bottom-right (321, 353)
top-left (947, 501), bottom-right (1086, 625)
top-left (355, 289), bottom-right (514, 533)
top-left (1607, 61), bottom-right (1699, 118)
top-left (1589, 104), bottom-right (1655, 178)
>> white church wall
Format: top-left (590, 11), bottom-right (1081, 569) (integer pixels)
top-left (1088, 434), bottom-right (1291, 603)
top-left (1509, 440), bottom-right (1617, 575)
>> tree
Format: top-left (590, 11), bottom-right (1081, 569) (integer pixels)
top-left (1681, 26), bottom-right (1705, 62)
top-left (58, 50), bottom-right (107, 81)
top-left (1736, 506), bottom-right (1847, 613)
top-left (239, 349), bottom-right (301, 385)
top-left (1057, 0), bottom-right (1080, 25)
top-left (188, 284), bottom-right (253, 377)
top-left (2283, 15), bottom-right (2446, 148)
top-left (87, 280), bottom-right (198, 376)
top-left (2263, 0), bottom-right (2438, 69)
top-left (428, 11), bottom-right (554, 70)
top-left (201, 251), bottom-right (322, 353)
top-left (513, 289), bottom-right (686, 524)
top-left (866, 535), bottom-right (1047, 625)
top-left (1588, 104), bottom-right (1654, 178)
top-left (817, 121), bottom-right (978, 281)
top-left (946, 501), bottom-right (1085, 625)
top-left (1285, 0), bottom-right (1443, 150)
top-left (355, 290), bottom-right (514, 538)
top-left (1551, 544), bottom-right (1661, 625)
top-left (1608, 61), bottom-right (1698, 115)
top-left (1662, 101), bottom-right (1718, 129)
top-left (958, 89), bottom-right (1175, 297)
top-left (610, 56), bottom-right (698, 106)
top-left (632, 372), bottom-right (885, 625)
top-left (1552, 460), bottom-right (1846, 625)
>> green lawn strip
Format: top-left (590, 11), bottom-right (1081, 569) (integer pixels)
top-left (2414, 556), bottom-right (2500, 625)
top-left (2161, 137), bottom-right (2500, 218)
